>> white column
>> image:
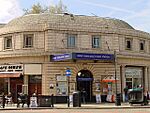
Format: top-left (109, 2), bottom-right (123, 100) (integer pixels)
top-left (121, 65), bottom-right (126, 90)
top-left (144, 66), bottom-right (148, 91)
top-left (8, 78), bottom-right (10, 93)
top-left (23, 75), bottom-right (28, 94)
top-left (120, 65), bottom-right (126, 102)
top-left (147, 66), bottom-right (150, 91)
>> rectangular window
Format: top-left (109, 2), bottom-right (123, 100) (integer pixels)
top-left (23, 34), bottom-right (33, 48)
top-left (92, 35), bottom-right (100, 48)
top-left (125, 38), bottom-right (132, 50)
top-left (4, 36), bottom-right (12, 49)
top-left (139, 40), bottom-right (145, 51)
top-left (67, 34), bottom-right (76, 48)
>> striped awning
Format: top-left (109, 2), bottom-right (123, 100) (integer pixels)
top-left (0, 72), bottom-right (20, 78)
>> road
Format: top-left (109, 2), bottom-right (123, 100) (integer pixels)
top-left (0, 109), bottom-right (150, 113)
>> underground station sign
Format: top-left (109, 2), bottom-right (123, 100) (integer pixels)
top-left (50, 53), bottom-right (114, 61)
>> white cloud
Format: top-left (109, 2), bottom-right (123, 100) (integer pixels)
top-left (80, 0), bottom-right (135, 14)
top-left (0, 0), bottom-right (23, 23)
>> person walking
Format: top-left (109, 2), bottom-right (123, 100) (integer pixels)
top-left (81, 88), bottom-right (87, 104)
top-left (124, 86), bottom-right (128, 102)
top-left (2, 93), bottom-right (5, 108)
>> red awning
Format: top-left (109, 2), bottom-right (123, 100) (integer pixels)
top-left (101, 76), bottom-right (118, 83)
top-left (0, 72), bottom-right (20, 78)
top-left (102, 79), bottom-right (117, 83)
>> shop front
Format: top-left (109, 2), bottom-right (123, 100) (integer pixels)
top-left (24, 64), bottom-right (42, 97)
top-left (0, 64), bottom-right (42, 102)
top-left (125, 67), bottom-right (143, 89)
top-left (0, 64), bottom-right (23, 102)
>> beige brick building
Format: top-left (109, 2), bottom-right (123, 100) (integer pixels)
top-left (0, 13), bottom-right (150, 103)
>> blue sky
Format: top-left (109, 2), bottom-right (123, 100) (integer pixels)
top-left (1, 0), bottom-right (150, 33)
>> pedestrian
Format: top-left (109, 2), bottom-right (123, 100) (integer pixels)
top-left (147, 91), bottom-right (150, 100)
top-left (2, 92), bottom-right (5, 108)
top-left (124, 86), bottom-right (128, 102)
top-left (81, 88), bottom-right (87, 104)
top-left (6, 92), bottom-right (12, 104)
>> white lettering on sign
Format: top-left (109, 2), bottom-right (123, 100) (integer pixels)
top-left (125, 68), bottom-right (142, 78)
top-left (0, 64), bottom-right (23, 73)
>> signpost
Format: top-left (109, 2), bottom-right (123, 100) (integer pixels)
top-left (66, 68), bottom-right (71, 107)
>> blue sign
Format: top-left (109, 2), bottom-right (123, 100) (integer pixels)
top-left (77, 78), bottom-right (93, 81)
top-left (51, 53), bottom-right (114, 61)
top-left (66, 69), bottom-right (71, 76)
top-left (51, 54), bottom-right (72, 61)
top-left (73, 53), bottom-right (114, 60)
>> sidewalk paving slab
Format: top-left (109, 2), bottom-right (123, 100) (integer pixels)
top-left (1, 102), bottom-right (150, 110)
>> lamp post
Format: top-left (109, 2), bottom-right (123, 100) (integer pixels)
top-left (114, 50), bottom-right (121, 106)
top-left (106, 41), bottom-right (120, 105)
top-left (66, 68), bottom-right (71, 107)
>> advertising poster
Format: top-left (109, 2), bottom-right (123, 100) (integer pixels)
top-left (56, 82), bottom-right (67, 95)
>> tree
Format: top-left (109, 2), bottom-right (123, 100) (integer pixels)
top-left (49, 0), bottom-right (68, 14)
top-left (23, 0), bottom-right (68, 15)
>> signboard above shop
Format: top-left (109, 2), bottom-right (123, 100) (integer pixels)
top-left (125, 68), bottom-right (142, 78)
top-left (50, 54), bottom-right (72, 61)
top-left (51, 53), bottom-right (114, 61)
top-left (73, 53), bottom-right (114, 60)
top-left (0, 64), bottom-right (23, 73)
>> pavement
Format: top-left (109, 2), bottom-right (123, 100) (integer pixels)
top-left (1, 102), bottom-right (150, 110)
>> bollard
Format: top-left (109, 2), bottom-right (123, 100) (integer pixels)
top-left (51, 94), bottom-right (54, 107)
top-left (115, 93), bottom-right (121, 106)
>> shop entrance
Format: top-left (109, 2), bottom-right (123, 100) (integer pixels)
top-left (28, 75), bottom-right (42, 96)
top-left (76, 70), bottom-right (93, 102)
top-left (10, 76), bottom-right (23, 102)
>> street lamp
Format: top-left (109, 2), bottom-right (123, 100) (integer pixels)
top-left (114, 50), bottom-right (121, 106)
top-left (66, 67), bottom-right (71, 107)
top-left (106, 41), bottom-right (121, 106)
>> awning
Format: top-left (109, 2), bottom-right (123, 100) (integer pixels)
top-left (0, 72), bottom-right (21, 78)
top-left (101, 76), bottom-right (118, 83)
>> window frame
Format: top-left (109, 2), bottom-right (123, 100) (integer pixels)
top-left (125, 38), bottom-right (132, 50)
top-left (67, 34), bottom-right (76, 48)
top-left (139, 40), bottom-right (145, 51)
top-left (92, 35), bottom-right (101, 48)
top-left (4, 36), bottom-right (12, 50)
top-left (23, 34), bottom-right (34, 48)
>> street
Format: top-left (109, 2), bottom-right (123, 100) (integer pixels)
top-left (0, 109), bottom-right (150, 113)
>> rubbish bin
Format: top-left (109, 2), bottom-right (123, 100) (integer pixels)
top-left (115, 93), bottom-right (121, 106)
top-left (73, 91), bottom-right (81, 107)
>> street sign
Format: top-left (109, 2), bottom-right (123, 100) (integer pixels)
top-left (66, 69), bottom-right (71, 76)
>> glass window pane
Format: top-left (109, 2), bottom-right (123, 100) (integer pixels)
top-left (24, 34), bottom-right (33, 48)
top-left (92, 36), bottom-right (100, 48)
top-left (4, 36), bottom-right (12, 49)
top-left (67, 34), bottom-right (76, 48)
top-left (125, 38), bottom-right (132, 50)
top-left (139, 40), bottom-right (145, 51)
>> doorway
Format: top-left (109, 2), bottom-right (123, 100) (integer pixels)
top-left (28, 75), bottom-right (42, 97)
top-left (10, 76), bottom-right (23, 102)
top-left (76, 70), bottom-right (93, 102)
